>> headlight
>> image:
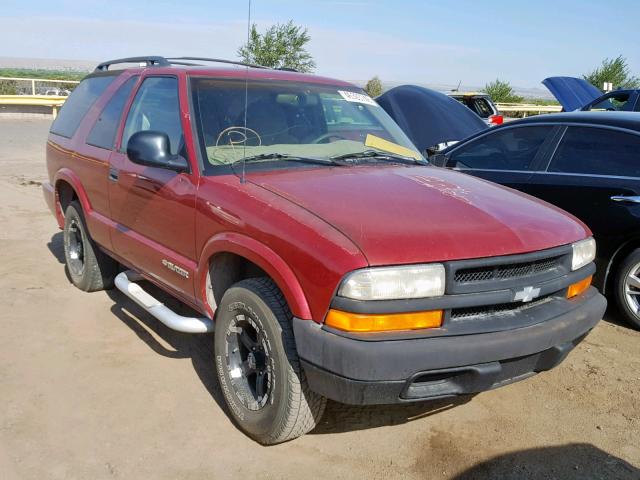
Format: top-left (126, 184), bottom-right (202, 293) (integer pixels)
top-left (571, 238), bottom-right (596, 271)
top-left (338, 264), bottom-right (445, 300)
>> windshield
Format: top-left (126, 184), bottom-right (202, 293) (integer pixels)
top-left (190, 78), bottom-right (423, 173)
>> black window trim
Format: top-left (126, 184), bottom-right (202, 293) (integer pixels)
top-left (85, 74), bottom-right (140, 151)
top-left (540, 122), bottom-right (640, 176)
top-left (632, 92), bottom-right (640, 112)
top-left (446, 123), bottom-right (561, 173)
top-left (117, 73), bottom-right (191, 174)
top-left (118, 74), bottom-right (185, 145)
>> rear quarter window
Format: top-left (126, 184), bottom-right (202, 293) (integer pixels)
top-left (472, 98), bottom-right (494, 118)
top-left (86, 76), bottom-right (138, 150)
top-left (549, 127), bottom-right (640, 177)
top-left (50, 75), bottom-right (116, 138)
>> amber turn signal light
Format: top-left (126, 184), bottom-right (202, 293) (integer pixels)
top-left (567, 276), bottom-right (592, 299)
top-left (325, 309), bottom-right (443, 332)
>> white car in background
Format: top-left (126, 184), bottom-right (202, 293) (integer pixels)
top-left (447, 92), bottom-right (503, 126)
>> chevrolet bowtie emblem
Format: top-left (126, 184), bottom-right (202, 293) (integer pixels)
top-left (513, 286), bottom-right (541, 303)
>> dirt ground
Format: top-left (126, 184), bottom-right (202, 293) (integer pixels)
top-left (0, 118), bottom-right (638, 480)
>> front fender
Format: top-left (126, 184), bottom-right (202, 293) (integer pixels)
top-left (197, 232), bottom-right (312, 320)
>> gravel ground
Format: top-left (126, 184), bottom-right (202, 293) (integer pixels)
top-left (0, 118), bottom-right (638, 480)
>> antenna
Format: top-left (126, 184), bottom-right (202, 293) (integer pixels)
top-left (241, 0), bottom-right (252, 185)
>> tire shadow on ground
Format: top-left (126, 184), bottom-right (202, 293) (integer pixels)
top-left (106, 283), bottom-right (470, 436)
top-left (448, 444), bottom-right (639, 480)
top-left (103, 279), bottom-right (472, 436)
top-left (47, 231), bottom-right (65, 264)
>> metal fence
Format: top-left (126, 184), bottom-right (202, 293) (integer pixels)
top-left (496, 102), bottom-right (562, 117)
top-left (0, 76), bottom-right (80, 96)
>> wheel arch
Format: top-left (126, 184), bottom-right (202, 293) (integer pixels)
top-left (53, 169), bottom-right (93, 218)
top-left (197, 232), bottom-right (312, 320)
top-left (603, 236), bottom-right (640, 295)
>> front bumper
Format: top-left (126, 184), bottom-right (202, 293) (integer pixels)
top-left (293, 288), bottom-right (606, 405)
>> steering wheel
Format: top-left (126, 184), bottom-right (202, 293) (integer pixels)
top-left (310, 132), bottom-right (348, 144)
top-left (215, 126), bottom-right (262, 147)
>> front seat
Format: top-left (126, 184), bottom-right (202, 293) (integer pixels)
top-left (242, 98), bottom-right (298, 145)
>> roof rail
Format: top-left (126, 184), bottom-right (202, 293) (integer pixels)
top-left (95, 56), bottom-right (171, 71)
top-left (165, 57), bottom-right (268, 70)
top-left (94, 56), bottom-right (300, 73)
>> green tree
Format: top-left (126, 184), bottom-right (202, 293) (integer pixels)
top-left (583, 55), bottom-right (640, 90)
top-left (238, 20), bottom-right (315, 73)
top-left (0, 80), bottom-right (17, 95)
top-left (482, 79), bottom-right (523, 103)
top-left (364, 76), bottom-right (383, 97)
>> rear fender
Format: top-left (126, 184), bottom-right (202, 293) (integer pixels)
top-left (53, 168), bottom-right (113, 246)
top-left (197, 232), bottom-right (312, 320)
top-left (54, 168), bottom-right (92, 218)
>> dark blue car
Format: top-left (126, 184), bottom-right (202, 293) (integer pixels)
top-left (543, 76), bottom-right (640, 112)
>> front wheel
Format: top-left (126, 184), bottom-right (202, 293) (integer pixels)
top-left (214, 277), bottom-right (326, 444)
top-left (614, 248), bottom-right (640, 329)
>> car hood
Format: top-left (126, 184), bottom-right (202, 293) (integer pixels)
top-left (248, 165), bottom-right (588, 266)
top-left (542, 76), bottom-right (603, 111)
top-left (377, 85), bottom-right (487, 153)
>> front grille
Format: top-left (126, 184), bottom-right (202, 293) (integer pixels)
top-left (454, 256), bottom-right (562, 284)
top-left (450, 294), bottom-right (553, 320)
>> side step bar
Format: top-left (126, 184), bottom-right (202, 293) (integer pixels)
top-left (114, 271), bottom-right (214, 333)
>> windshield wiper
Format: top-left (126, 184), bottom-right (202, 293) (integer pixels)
top-left (330, 149), bottom-right (427, 165)
top-left (234, 152), bottom-right (343, 166)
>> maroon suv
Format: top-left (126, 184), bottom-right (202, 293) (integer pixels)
top-left (43, 56), bottom-right (605, 444)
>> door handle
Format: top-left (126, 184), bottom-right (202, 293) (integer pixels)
top-left (108, 168), bottom-right (119, 182)
top-left (611, 195), bottom-right (640, 204)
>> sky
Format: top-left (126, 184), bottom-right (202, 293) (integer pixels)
top-left (1, 0), bottom-right (639, 89)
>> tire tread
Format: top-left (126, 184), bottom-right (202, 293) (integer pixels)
top-left (224, 277), bottom-right (326, 444)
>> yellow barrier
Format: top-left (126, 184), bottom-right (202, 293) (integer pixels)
top-left (0, 95), bottom-right (66, 118)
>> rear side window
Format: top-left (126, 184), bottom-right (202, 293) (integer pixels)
top-left (472, 98), bottom-right (494, 118)
top-left (50, 75), bottom-right (116, 138)
top-left (121, 77), bottom-right (183, 155)
top-left (588, 92), bottom-right (631, 112)
top-left (549, 127), bottom-right (640, 177)
top-left (450, 126), bottom-right (552, 171)
top-left (86, 76), bottom-right (138, 150)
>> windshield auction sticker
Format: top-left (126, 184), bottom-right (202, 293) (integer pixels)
top-left (338, 90), bottom-right (378, 106)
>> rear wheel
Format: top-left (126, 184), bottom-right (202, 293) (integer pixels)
top-left (614, 248), bottom-right (640, 329)
top-left (63, 201), bottom-right (117, 292)
top-left (214, 277), bottom-right (326, 444)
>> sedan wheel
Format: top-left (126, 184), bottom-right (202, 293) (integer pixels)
top-left (615, 249), bottom-right (640, 329)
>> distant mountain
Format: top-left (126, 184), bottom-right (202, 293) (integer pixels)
top-left (0, 56), bottom-right (94, 72)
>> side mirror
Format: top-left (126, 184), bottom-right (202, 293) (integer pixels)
top-left (429, 153), bottom-right (451, 168)
top-left (126, 131), bottom-right (189, 172)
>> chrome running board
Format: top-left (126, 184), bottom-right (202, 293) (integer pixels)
top-left (114, 270), bottom-right (214, 333)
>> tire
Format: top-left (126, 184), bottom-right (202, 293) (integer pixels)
top-left (614, 248), bottom-right (640, 329)
top-left (214, 277), bottom-right (326, 444)
top-left (63, 201), bottom-right (117, 292)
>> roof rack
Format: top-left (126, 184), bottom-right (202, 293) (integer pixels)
top-left (94, 56), bottom-right (299, 73)
top-left (95, 56), bottom-right (171, 71)
top-left (166, 57), bottom-right (269, 70)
